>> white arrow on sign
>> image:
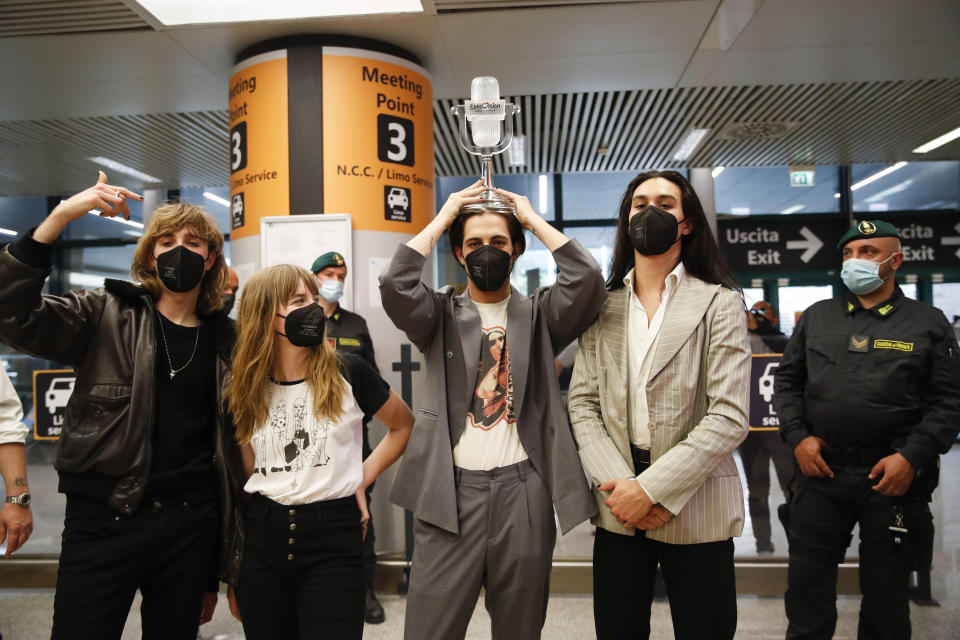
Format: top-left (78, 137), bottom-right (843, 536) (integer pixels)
top-left (940, 222), bottom-right (960, 248)
top-left (786, 226), bottom-right (824, 263)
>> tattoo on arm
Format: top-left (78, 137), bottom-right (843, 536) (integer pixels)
top-left (14, 477), bottom-right (26, 488)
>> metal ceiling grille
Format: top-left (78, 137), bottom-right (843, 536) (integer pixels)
top-left (433, 78), bottom-right (960, 176)
top-left (0, 0), bottom-right (151, 38)
top-left (1, 78), bottom-right (958, 197)
top-left (0, 111), bottom-right (227, 196)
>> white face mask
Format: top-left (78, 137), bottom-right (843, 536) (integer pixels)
top-left (318, 279), bottom-right (344, 302)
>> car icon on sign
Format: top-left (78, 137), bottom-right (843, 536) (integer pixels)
top-left (758, 362), bottom-right (779, 404)
top-left (387, 187), bottom-right (409, 211)
top-left (45, 377), bottom-right (75, 415)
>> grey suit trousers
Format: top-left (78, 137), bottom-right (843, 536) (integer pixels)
top-left (404, 460), bottom-right (556, 640)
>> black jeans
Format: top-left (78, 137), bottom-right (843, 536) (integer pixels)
top-left (235, 493), bottom-right (365, 640)
top-left (784, 467), bottom-right (927, 640)
top-left (51, 493), bottom-right (218, 640)
top-left (593, 527), bottom-right (736, 640)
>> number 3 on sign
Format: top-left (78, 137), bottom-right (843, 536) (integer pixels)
top-left (230, 121), bottom-right (248, 173)
top-left (377, 114), bottom-right (415, 167)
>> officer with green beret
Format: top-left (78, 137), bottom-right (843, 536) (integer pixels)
top-left (774, 220), bottom-right (960, 639)
top-left (310, 250), bottom-right (385, 624)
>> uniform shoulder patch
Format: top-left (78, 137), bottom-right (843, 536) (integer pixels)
top-left (874, 339), bottom-right (913, 352)
top-left (849, 335), bottom-right (869, 352)
top-left (339, 337), bottom-right (362, 347)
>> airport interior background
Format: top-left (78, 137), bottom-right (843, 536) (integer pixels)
top-left (1, 0), bottom-right (960, 637)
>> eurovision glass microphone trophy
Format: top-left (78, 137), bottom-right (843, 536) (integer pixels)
top-left (451, 76), bottom-right (521, 214)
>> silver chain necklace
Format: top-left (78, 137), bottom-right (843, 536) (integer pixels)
top-left (156, 310), bottom-right (200, 380)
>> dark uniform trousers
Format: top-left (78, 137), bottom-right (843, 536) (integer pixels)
top-left (327, 306), bottom-right (379, 590)
top-left (51, 493), bottom-right (218, 640)
top-left (784, 465), bottom-right (928, 640)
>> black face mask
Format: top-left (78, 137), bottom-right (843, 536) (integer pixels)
top-left (221, 292), bottom-right (236, 315)
top-left (628, 205), bottom-right (684, 256)
top-left (464, 245), bottom-right (512, 292)
top-left (156, 245), bottom-right (206, 293)
top-left (276, 303), bottom-right (326, 347)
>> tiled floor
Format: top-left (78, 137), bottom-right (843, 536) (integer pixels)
top-left (2, 446), bottom-right (958, 638)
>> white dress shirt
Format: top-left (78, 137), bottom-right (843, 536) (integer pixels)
top-left (624, 262), bottom-right (685, 500)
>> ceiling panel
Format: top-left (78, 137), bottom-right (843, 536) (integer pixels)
top-left (0, 0), bottom-right (150, 38)
top-left (434, 78), bottom-right (960, 177)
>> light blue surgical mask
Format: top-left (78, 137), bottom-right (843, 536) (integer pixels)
top-left (840, 254), bottom-right (894, 295)
top-left (318, 279), bottom-right (344, 302)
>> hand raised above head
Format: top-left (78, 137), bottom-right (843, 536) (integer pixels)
top-left (51, 171), bottom-right (143, 223)
top-left (437, 179), bottom-right (485, 227)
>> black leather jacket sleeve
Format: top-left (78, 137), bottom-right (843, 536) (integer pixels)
top-left (0, 243), bottom-right (104, 367)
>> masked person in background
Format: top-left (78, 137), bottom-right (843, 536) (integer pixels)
top-left (223, 264), bottom-right (412, 640)
top-left (309, 250), bottom-right (385, 623)
top-left (775, 220), bottom-right (960, 639)
top-left (379, 179), bottom-right (606, 640)
top-left (221, 266), bottom-right (240, 315)
top-left (0, 172), bottom-right (237, 639)
top-left (568, 170), bottom-right (750, 640)
top-left (739, 300), bottom-right (793, 554)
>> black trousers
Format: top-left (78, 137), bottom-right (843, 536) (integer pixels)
top-left (593, 527), bottom-right (737, 640)
top-left (784, 467), bottom-right (927, 640)
top-left (362, 426), bottom-right (376, 590)
top-left (235, 493), bottom-right (365, 640)
top-left (739, 430), bottom-right (795, 546)
top-left (51, 493), bottom-right (218, 640)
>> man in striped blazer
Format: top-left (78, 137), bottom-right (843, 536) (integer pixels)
top-left (569, 171), bottom-right (750, 640)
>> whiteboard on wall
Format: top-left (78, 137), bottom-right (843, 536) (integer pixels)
top-left (260, 213), bottom-right (353, 310)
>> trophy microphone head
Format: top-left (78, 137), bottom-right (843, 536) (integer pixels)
top-left (470, 76), bottom-right (502, 147)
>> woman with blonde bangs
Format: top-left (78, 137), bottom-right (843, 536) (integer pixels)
top-left (0, 172), bottom-right (239, 639)
top-left (224, 264), bottom-right (413, 640)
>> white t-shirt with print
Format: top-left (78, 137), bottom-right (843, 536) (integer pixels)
top-left (452, 296), bottom-right (529, 471)
top-left (243, 356), bottom-right (389, 505)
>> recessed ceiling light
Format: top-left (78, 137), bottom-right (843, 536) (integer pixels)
top-left (203, 192), bottom-right (230, 208)
top-left (132, 0), bottom-right (423, 26)
top-left (912, 126), bottom-right (960, 153)
top-left (508, 135), bottom-right (526, 167)
top-left (850, 162), bottom-right (907, 191)
top-left (780, 204), bottom-right (805, 215)
top-left (89, 156), bottom-right (161, 184)
top-left (0, 227), bottom-right (16, 236)
top-left (672, 128), bottom-right (709, 162)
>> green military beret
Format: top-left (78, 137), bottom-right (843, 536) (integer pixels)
top-left (836, 220), bottom-right (900, 250)
top-left (311, 251), bottom-right (346, 273)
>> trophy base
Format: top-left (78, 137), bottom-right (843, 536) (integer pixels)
top-left (460, 188), bottom-right (517, 215)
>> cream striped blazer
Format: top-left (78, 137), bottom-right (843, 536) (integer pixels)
top-left (568, 274), bottom-right (750, 543)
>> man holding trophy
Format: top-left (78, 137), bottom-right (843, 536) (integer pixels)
top-left (379, 77), bottom-right (606, 639)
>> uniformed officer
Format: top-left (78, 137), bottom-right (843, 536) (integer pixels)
top-left (310, 251), bottom-right (385, 624)
top-left (774, 220), bottom-right (960, 640)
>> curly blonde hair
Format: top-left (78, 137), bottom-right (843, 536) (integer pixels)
top-left (130, 202), bottom-right (227, 314)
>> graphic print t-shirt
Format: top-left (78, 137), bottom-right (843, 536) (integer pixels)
top-left (452, 297), bottom-right (528, 470)
top-left (243, 355), bottom-right (389, 504)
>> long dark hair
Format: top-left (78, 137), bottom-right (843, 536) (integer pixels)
top-left (606, 170), bottom-right (739, 291)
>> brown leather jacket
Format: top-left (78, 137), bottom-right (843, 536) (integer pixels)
top-left (0, 243), bottom-right (247, 584)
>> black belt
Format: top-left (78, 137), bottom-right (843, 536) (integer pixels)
top-left (821, 446), bottom-right (895, 468)
top-left (631, 446), bottom-right (651, 474)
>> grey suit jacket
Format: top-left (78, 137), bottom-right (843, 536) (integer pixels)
top-left (379, 240), bottom-right (605, 535)
top-left (568, 274), bottom-right (750, 543)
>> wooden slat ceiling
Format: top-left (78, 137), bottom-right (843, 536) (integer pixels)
top-left (0, 78), bottom-right (957, 197)
top-left (0, 0), bottom-right (150, 38)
